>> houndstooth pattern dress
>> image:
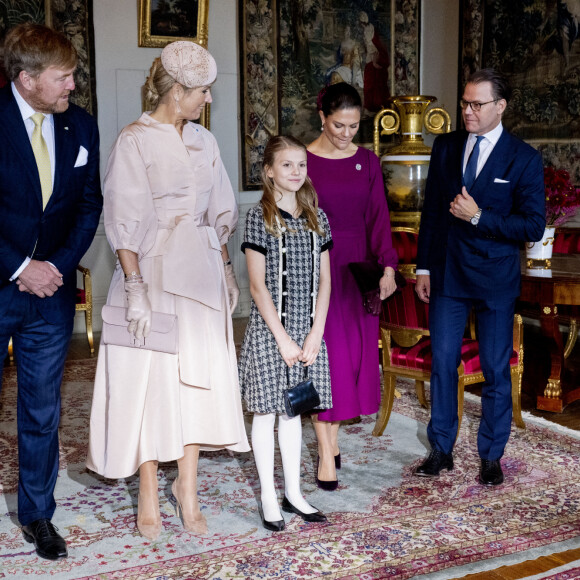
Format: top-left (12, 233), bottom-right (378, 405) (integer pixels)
top-left (239, 205), bottom-right (333, 414)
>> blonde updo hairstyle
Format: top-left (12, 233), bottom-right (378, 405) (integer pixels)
top-left (143, 57), bottom-right (184, 110)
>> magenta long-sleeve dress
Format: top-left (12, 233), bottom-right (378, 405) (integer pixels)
top-left (307, 147), bottom-right (398, 422)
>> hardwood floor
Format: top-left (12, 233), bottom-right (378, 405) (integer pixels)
top-left (455, 547), bottom-right (580, 580)
top-left (5, 318), bottom-right (579, 579)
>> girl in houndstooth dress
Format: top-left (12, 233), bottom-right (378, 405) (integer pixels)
top-left (239, 136), bottom-right (333, 531)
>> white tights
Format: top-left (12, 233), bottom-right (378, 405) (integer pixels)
top-left (251, 413), bottom-right (317, 522)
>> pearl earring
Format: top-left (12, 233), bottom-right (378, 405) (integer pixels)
top-left (175, 96), bottom-right (182, 114)
top-left (321, 123), bottom-right (325, 131)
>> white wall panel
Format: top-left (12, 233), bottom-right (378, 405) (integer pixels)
top-left (83, 0), bottom-right (457, 332)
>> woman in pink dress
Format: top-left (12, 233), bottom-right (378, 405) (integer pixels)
top-left (87, 41), bottom-right (249, 541)
top-left (307, 82), bottom-right (398, 489)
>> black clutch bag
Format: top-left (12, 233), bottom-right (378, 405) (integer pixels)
top-left (284, 366), bottom-right (320, 418)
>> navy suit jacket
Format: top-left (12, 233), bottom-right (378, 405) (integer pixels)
top-left (0, 86), bottom-right (103, 324)
top-left (417, 129), bottom-right (546, 300)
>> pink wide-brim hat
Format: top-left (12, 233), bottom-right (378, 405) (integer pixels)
top-left (161, 41), bottom-right (217, 88)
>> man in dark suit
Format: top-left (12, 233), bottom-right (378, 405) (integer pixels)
top-left (0, 23), bottom-right (102, 559)
top-left (414, 68), bottom-right (545, 486)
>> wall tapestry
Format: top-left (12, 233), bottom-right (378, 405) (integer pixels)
top-left (0, 0), bottom-right (97, 117)
top-left (239, 0), bottom-right (420, 190)
top-left (460, 0), bottom-right (580, 182)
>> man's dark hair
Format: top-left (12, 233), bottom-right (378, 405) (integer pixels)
top-left (467, 68), bottom-right (512, 103)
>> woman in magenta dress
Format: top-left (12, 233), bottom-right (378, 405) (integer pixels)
top-left (307, 82), bottom-right (398, 489)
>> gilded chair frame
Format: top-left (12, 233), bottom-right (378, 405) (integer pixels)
top-left (76, 265), bottom-right (94, 355)
top-left (390, 226), bottom-right (419, 279)
top-left (7, 264), bottom-right (94, 363)
top-left (373, 313), bottom-right (526, 437)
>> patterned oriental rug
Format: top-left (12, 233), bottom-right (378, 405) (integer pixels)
top-left (0, 358), bottom-right (579, 579)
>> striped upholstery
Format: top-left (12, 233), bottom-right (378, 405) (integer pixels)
top-left (374, 271), bottom-right (525, 437)
top-left (391, 229), bottom-right (419, 264)
top-left (380, 279), bottom-right (428, 331)
top-left (391, 337), bottom-right (519, 373)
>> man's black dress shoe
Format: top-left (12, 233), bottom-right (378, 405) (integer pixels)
top-left (479, 459), bottom-right (504, 486)
top-left (282, 496), bottom-right (327, 523)
top-left (22, 519), bottom-right (68, 560)
top-left (414, 449), bottom-right (454, 477)
top-left (258, 506), bottom-right (285, 532)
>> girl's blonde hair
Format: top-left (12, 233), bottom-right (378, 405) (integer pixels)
top-left (260, 135), bottom-right (323, 237)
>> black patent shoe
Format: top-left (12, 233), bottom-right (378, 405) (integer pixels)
top-left (22, 519), bottom-right (68, 560)
top-left (334, 453), bottom-right (341, 470)
top-left (282, 496), bottom-right (327, 523)
top-left (258, 506), bottom-right (285, 532)
top-left (414, 449), bottom-right (454, 477)
top-left (479, 459), bottom-right (504, 486)
top-left (316, 456), bottom-right (338, 491)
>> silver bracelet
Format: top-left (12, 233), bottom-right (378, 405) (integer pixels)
top-left (223, 259), bottom-right (232, 266)
top-left (125, 271), bottom-right (143, 282)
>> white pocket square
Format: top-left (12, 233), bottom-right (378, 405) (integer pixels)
top-left (494, 178), bottom-right (509, 183)
top-left (74, 146), bottom-right (88, 168)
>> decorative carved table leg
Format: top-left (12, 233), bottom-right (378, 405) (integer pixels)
top-left (537, 304), bottom-right (565, 412)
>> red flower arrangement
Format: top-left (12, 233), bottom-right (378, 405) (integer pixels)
top-left (544, 167), bottom-right (580, 227)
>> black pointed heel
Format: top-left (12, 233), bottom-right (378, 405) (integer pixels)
top-left (282, 496), bottom-right (327, 523)
top-left (316, 456), bottom-right (338, 491)
top-left (258, 506), bottom-right (285, 532)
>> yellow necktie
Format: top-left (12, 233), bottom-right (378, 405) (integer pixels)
top-left (30, 112), bottom-right (52, 210)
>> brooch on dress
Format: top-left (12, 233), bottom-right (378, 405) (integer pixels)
top-left (356, 163), bottom-right (361, 171)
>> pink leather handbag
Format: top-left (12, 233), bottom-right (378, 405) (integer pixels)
top-left (101, 305), bottom-right (178, 354)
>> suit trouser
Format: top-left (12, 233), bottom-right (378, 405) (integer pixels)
top-left (0, 292), bottom-right (73, 525)
top-left (427, 293), bottom-right (515, 460)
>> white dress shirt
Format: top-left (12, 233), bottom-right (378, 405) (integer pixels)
top-left (9, 82), bottom-right (56, 281)
top-left (417, 123), bottom-right (504, 277)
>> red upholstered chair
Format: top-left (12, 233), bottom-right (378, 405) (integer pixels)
top-left (373, 277), bottom-right (525, 437)
top-left (7, 264), bottom-right (94, 363)
top-left (377, 226), bottom-right (419, 354)
top-left (391, 227), bottom-right (419, 278)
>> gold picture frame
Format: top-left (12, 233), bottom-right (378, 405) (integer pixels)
top-left (138, 0), bottom-right (209, 48)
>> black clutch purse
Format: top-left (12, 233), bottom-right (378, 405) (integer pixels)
top-left (284, 366), bottom-right (320, 418)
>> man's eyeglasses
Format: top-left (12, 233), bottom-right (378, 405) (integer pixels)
top-left (459, 99), bottom-right (498, 112)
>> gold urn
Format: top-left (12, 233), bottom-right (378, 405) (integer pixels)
top-left (374, 96), bottom-right (451, 228)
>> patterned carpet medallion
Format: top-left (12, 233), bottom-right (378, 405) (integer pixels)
top-left (0, 359), bottom-right (579, 579)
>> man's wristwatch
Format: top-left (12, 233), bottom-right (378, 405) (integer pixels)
top-left (470, 209), bottom-right (482, 226)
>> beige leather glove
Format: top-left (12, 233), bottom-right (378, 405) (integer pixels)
top-left (125, 280), bottom-right (152, 340)
top-left (224, 263), bottom-right (240, 313)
